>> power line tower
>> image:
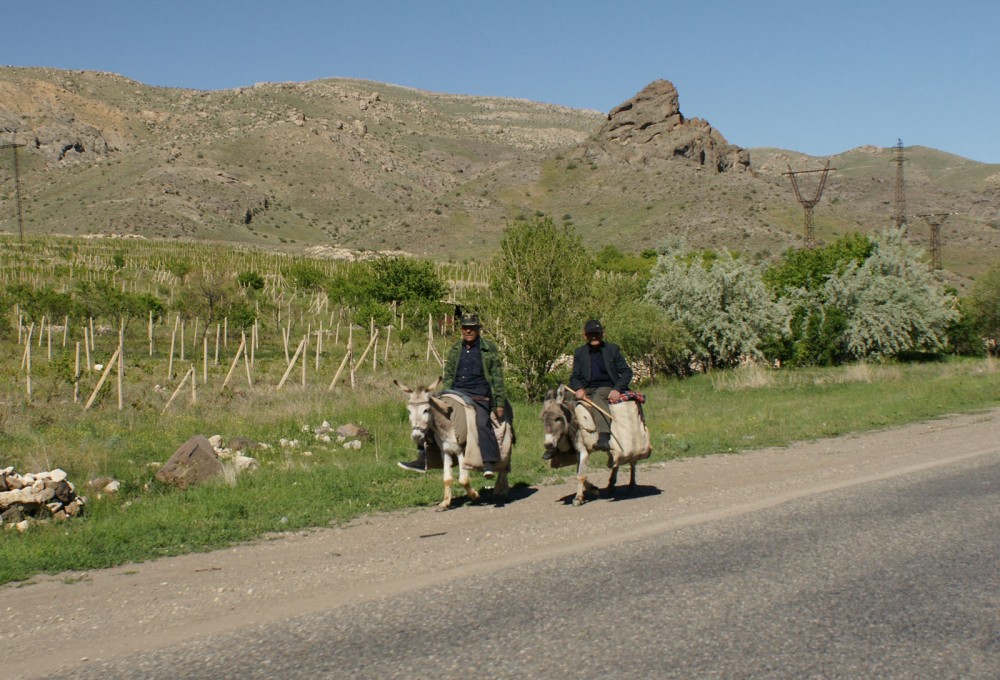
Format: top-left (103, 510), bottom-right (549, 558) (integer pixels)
top-left (893, 139), bottom-right (906, 228)
top-left (784, 160), bottom-right (833, 249)
top-left (916, 212), bottom-right (954, 271)
top-left (1, 137), bottom-right (26, 247)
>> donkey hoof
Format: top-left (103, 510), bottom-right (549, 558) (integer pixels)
top-left (436, 502), bottom-right (451, 512)
top-left (572, 496), bottom-right (585, 507)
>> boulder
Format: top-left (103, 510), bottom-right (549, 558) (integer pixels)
top-left (155, 435), bottom-right (224, 489)
top-left (585, 79), bottom-right (750, 173)
top-left (336, 423), bottom-right (371, 441)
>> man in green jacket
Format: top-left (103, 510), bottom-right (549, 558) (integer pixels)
top-left (398, 313), bottom-right (508, 477)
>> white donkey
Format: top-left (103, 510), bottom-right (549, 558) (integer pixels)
top-left (396, 377), bottom-right (512, 511)
top-left (541, 384), bottom-right (652, 506)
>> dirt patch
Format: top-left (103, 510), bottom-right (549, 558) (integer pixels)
top-left (3, 408), bottom-right (999, 679)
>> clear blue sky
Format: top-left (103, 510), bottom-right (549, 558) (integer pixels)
top-left (5, 1), bottom-right (999, 162)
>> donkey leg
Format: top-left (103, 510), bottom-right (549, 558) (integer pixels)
top-left (457, 453), bottom-right (480, 503)
top-left (606, 463), bottom-right (620, 495)
top-left (438, 456), bottom-right (453, 511)
top-left (574, 449), bottom-right (591, 506)
top-left (495, 470), bottom-right (510, 498)
top-left (628, 462), bottom-right (637, 494)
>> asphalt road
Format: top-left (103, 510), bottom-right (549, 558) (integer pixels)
top-left (53, 452), bottom-right (999, 679)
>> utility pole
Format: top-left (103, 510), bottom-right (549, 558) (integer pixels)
top-left (1, 138), bottom-right (26, 247)
top-left (916, 212), bottom-right (955, 271)
top-left (893, 139), bottom-right (906, 228)
top-left (784, 161), bottom-right (834, 249)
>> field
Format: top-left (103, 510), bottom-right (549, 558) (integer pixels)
top-left (1, 235), bottom-right (999, 585)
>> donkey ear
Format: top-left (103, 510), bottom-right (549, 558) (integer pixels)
top-left (428, 376), bottom-right (442, 392)
top-left (394, 379), bottom-right (412, 395)
top-left (544, 388), bottom-right (555, 401)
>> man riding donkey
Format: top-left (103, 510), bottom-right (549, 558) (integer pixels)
top-left (544, 318), bottom-right (633, 461)
top-left (398, 313), bottom-right (509, 477)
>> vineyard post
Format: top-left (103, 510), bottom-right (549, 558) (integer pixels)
top-left (117, 320), bottom-right (124, 411)
top-left (221, 336), bottom-right (246, 390)
top-left (277, 335), bottom-right (306, 390)
top-left (73, 342), bottom-right (80, 403)
top-left (242, 330), bottom-right (253, 386)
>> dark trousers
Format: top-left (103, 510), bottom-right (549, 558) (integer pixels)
top-left (470, 398), bottom-right (500, 464)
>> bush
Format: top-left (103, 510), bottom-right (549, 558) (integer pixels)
top-left (285, 262), bottom-right (327, 291)
top-left (645, 249), bottom-right (787, 369)
top-left (822, 227), bottom-right (957, 359)
top-left (237, 271), bottom-right (265, 291)
top-left (478, 217), bottom-right (594, 399)
top-left (362, 256), bottom-right (446, 304)
top-left (604, 301), bottom-right (690, 378)
top-left (964, 262), bottom-right (1000, 355)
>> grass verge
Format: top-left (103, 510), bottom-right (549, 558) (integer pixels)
top-left (1, 356), bottom-right (998, 585)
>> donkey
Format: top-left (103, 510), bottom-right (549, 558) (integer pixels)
top-left (541, 384), bottom-right (652, 506)
top-left (396, 377), bottom-right (512, 511)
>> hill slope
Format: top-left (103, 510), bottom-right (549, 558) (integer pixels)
top-left (1, 67), bottom-right (998, 277)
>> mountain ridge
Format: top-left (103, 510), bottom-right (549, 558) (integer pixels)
top-left (0, 66), bottom-right (997, 280)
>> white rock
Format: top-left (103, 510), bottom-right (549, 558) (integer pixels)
top-left (49, 469), bottom-right (68, 483)
top-left (93, 364), bottom-right (104, 371)
top-left (104, 480), bottom-right (120, 494)
top-left (208, 435), bottom-right (223, 449)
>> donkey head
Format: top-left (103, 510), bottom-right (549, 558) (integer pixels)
top-left (395, 377), bottom-right (444, 445)
top-left (540, 386), bottom-right (574, 451)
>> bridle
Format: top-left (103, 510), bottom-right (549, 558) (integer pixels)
top-left (543, 398), bottom-right (577, 448)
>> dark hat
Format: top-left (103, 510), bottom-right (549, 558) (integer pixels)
top-left (459, 313), bottom-right (481, 328)
top-left (584, 319), bottom-right (604, 334)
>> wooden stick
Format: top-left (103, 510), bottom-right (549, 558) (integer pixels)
top-left (355, 329), bottom-right (379, 368)
top-left (243, 334), bottom-right (253, 386)
top-left (73, 342), bottom-right (80, 403)
top-left (117, 321), bottom-right (124, 411)
top-left (84, 348), bottom-right (120, 411)
top-left (221, 337), bottom-right (246, 390)
top-left (277, 336), bottom-right (307, 390)
top-left (162, 365), bottom-right (193, 414)
top-left (328, 348), bottom-right (352, 390)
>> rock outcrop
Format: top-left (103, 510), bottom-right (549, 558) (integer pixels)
top-left (583, 79), bottom-right (749, 173)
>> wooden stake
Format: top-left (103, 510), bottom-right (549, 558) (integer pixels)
top-left (328, 348), bottom-right (352, 390)
top-left (84, 348), bottom-right (120, 411)
top-left (162, 365), bottom-right (193, 414)
top-left (277, 336), bottom-right (307, 390)
top-left (221, 337), bottom-right (246, 390)
top-left (73, 342), bottom-right (80, 403)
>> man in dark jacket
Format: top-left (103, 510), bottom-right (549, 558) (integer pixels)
top-left (550, 318), bottom-right (632, 458)
top-left (398, 313), bottom-right (508, 477)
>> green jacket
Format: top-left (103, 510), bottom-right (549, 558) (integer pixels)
top-left (442, 336), bottom-right (508, 408)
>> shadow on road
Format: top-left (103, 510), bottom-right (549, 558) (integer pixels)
top-left (556, 484), bottom-right (661, 505)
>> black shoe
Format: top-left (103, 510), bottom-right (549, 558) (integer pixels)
top-left (483, 463), bottom-right (496, 480)
top-left (542, 449), bottom-right (554, 461)
top-left (397, 455), bottom-right (427, 473)
top-left (594, 433), bottom-right (611, 451)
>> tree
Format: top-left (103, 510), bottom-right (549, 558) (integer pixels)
top-left (822, 227), bottom-right (957, 359)
top-left (478, 217), bottom-right (593, 399)
top-left (604, 300), bottom-right (690, 378)
top-left (645, 249), bottom-right (787, 368)
top-left (361, 256), bottom-right (446, 304)
top-left (764, 233), bottom-right (873, 365)
top-left (962, 262), bottom-right (1000, 356)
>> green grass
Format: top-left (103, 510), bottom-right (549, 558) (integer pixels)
top-left (2, 356), bottom-right (998, 585)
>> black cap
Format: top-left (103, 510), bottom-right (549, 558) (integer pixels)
top-left (459, 313), bottom-right (481, 328)
top-left (584, 319), bottom-right (603, 334)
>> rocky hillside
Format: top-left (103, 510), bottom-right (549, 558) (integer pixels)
top-left (0, 66), bottom-right (998, 278)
